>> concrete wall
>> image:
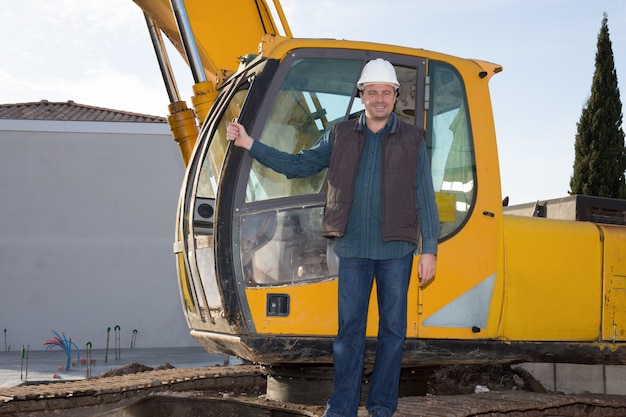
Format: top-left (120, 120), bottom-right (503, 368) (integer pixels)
top-left (0, 119), bottom-right (195, 351)
top-left (519, 363), bottom-right (626, 395)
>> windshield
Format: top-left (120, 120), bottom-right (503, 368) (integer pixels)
top-left (245, 58), bottom-right (362, 202)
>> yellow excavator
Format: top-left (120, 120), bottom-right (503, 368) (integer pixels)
top-left (132, 0), bottom-right (626, 379)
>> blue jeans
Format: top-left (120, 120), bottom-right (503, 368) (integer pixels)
top-left (323, 253), bottom-right (413, 417)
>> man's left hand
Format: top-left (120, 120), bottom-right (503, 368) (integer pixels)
top-left (418, 253), bottom-right (436, 288)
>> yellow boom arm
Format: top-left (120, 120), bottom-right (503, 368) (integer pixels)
top-left (133, 0), bottom-right (292, 164)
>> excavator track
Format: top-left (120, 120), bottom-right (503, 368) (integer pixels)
top-left (1, 365), bottom-right (626, 416)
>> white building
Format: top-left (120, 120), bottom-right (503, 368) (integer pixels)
top-left (0, 100), bottom-right (196, 350)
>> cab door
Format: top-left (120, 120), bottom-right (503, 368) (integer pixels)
top-left (227, 49), bottom-right (428, 338)
top-left (410, 59), bottom-right (503, 341)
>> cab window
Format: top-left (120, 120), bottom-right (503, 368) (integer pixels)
top-left (427, 61), bottom-right (475, 237)
top-left (245, 58), bottom-right (362, 203)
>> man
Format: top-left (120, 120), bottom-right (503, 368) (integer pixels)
top-left (227, 58), bottom-right (439, 417)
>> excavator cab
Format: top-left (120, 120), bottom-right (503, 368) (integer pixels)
top-left (171, 41), bottom-right (505, 363)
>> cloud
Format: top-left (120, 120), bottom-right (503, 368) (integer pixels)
top-left (75, 67), bottom-right (169, 116)
top-left (1, 64), bottom-right (167, 116)
top-left (0, 0), bottom-right (167, 115)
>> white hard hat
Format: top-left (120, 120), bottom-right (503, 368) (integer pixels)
top-left (356, 58), bottom-right (399, 91)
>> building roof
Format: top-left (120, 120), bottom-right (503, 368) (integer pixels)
top-left (0, 100), bottom-right (166, 123)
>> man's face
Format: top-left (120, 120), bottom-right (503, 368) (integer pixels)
top-left (360, 83), bottom-right (397, 122)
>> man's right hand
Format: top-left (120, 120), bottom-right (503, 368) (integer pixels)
top-left (226, 122), bottom-right (254, 150)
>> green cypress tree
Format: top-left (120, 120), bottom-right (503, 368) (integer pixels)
top-left (570, 13), bottom-right (626, 199)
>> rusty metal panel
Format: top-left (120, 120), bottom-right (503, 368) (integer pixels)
top-left (599, 224), bottom-right (626, 341)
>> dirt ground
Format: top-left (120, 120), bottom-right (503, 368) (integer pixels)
top-left (427, 364), bottom-right (547, 395)
top-left (96, 361), bottom-right (176, 378)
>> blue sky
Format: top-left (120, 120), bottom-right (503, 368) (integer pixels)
top-left (1, 0), bottom-right (625, 205)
